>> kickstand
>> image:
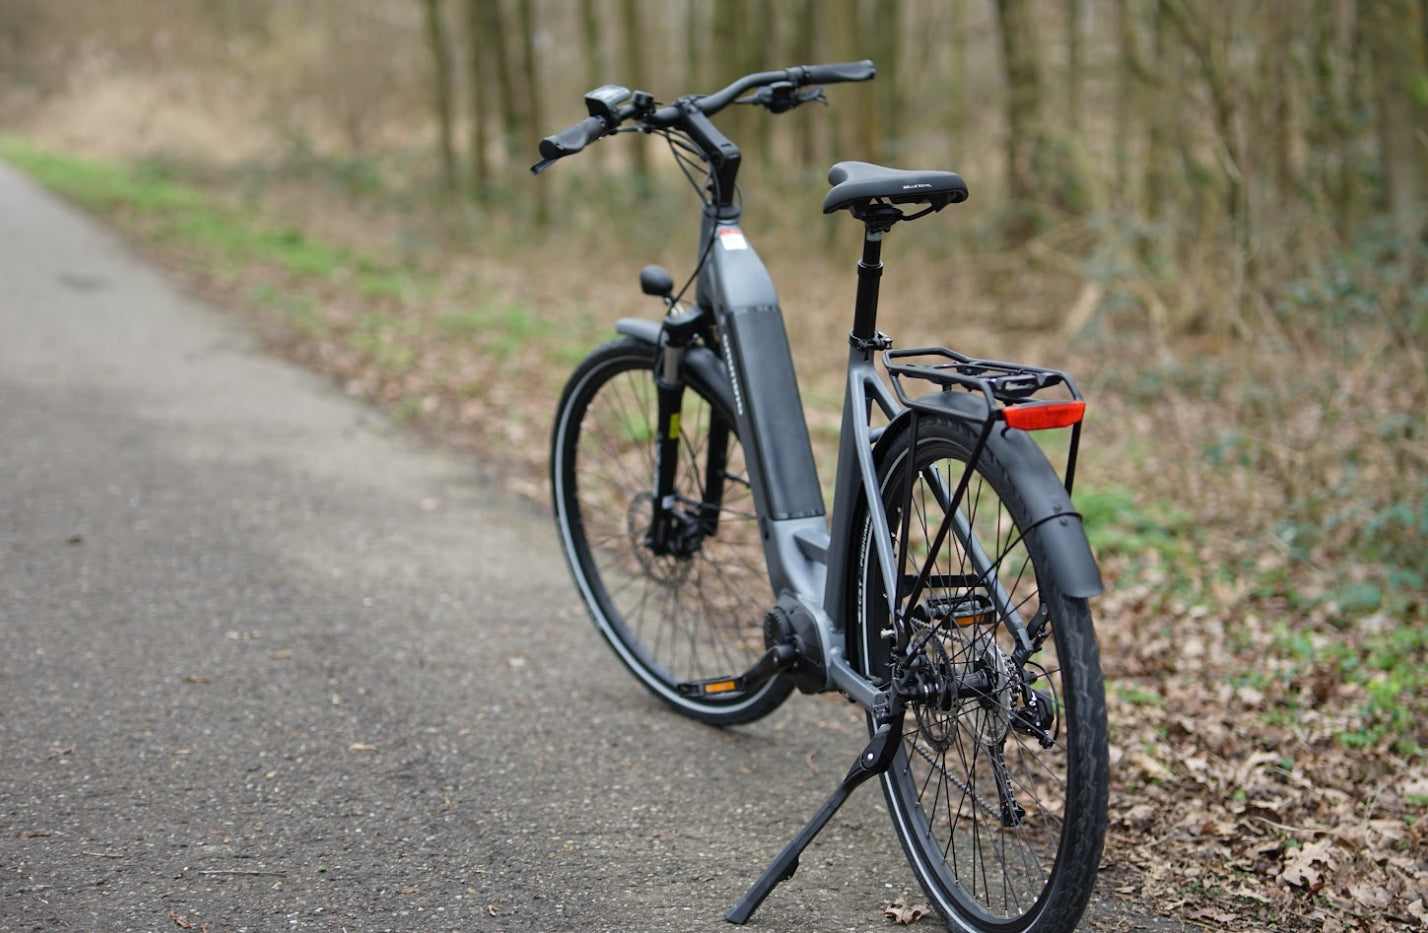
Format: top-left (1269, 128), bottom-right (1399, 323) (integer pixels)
top-left (725, 698), bottom-right (903, 925)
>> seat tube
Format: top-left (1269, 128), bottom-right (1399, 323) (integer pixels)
top-left (823, 221), bottom-right (899, 645)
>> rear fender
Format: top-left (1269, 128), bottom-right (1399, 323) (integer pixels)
top-left (873, 403), bottom-right (1103, 599)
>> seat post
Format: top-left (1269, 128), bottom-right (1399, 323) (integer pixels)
top-left (850, 206), bottom-right (902, 348)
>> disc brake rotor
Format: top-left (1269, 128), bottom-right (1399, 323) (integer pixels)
top-left (627, 493), bottom-right (691, 586)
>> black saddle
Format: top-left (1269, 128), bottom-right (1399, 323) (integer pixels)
top-left (823, 161), bottom-right (969, 215)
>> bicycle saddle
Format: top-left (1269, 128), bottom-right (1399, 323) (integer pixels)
top-left (823, 161), bottom-right (969, 214)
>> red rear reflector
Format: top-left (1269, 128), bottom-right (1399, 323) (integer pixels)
top-left (1002, 401), bottom-right (1085, 431)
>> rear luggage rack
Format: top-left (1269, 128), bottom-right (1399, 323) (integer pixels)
top-left (883, 346), bottom-right (1086, 494)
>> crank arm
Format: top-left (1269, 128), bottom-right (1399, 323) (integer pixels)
top-left (676, 643), bottom-right (797, 700)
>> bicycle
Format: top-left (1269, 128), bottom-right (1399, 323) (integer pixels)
top-left (535, 60), bottom-right (1109, 933)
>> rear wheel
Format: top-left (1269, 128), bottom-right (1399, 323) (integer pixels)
top-left (854, 413), bottom-right (1108, 932)
top-left (551, 337), bottom-right (793, 725)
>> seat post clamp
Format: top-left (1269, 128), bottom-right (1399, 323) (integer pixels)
top-left (850, 330), bottom-right (894, 352)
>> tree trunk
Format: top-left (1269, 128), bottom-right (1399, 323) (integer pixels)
top-left (464, 0), bottom-right (490, 196)
top-left (480, 0), bottom-right (520, 163)
top-left (1264, 0), bottom-right (1297, 206)
top-left (994, 0), bottom-right (1044, 244)
top-left (620, 0), bottom-right (650, 183)
top-left (1066, 0), bottom-right (1083, 126)
top-left (874, 0), bottom-right (900, 159)
top-left (579, 0), bottom-right (606, 172)
top-left (1114, 0), bottom-right (1138, 214)
top-left (516, 0), bottom-right (547, 224)
top-left (1143, 0), bottom-right (1175, 224)
top-left (1365, 0), bottom-right (1428, 268)
top-left (791, 0), bottom-right (819, 169)
top-left (684, 0), bottom-right (703, 92)
top-left (945, 0), bottom-right (967, 166)
top-left (423, 0), bottom-right (457, 191)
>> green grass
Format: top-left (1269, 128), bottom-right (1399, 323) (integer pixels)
top-left (440, 303), bottom-right (551, 352)
top-left (1114, 682), bottom-right (1167, 708)
top-left (1076, 485), bottom-right (1193, 564)
top-left (0, 136), bottom-right (361, 283)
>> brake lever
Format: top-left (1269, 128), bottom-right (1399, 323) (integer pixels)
top-left (796, 87), bottom-right (828, 108)
top-left (735, 83), bottom-right (829, 113)
top-left (733, 87), bottom-right (774, 107)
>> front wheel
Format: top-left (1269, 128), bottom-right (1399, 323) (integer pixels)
top-left (853, 413), bottom-right (1108, 932)
top-left (551, 337), bottom-right (793, 725)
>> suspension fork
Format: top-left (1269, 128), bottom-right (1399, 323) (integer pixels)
top-left (648, 310), bottom-right (723, 555)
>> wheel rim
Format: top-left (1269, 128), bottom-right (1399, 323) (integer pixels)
top-left (560, 354), bottom-right (771, 701)
top-left (865, 437), bottom-right (1072, 927)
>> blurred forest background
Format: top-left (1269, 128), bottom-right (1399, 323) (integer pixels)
top-left (1, 0), bottom-right (1426, 923)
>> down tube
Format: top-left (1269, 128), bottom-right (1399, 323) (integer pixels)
top-left (701, 213), bottom-right (827, 600)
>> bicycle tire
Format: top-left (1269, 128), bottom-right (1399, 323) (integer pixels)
top-left (852, 413), bottom-right (1108, 932)
top-left (551, 337), bottom-right (794, 725)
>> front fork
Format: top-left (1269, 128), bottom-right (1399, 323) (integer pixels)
top-left (647, 311), bottom-right (723, 557)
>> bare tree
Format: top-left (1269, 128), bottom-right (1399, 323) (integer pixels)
top-left (465, 0), bottom-right (490, 196)
top-left (516, 0), bottom-right (547, 223)
top-left (423, 0), bottom-right (458, 191)
top-left (994, 0), bottom-right (1046, 244)
top-left (620, 0), bottom-right (650, 183)
top-left (1364, 0), bottom-right (1428, 274)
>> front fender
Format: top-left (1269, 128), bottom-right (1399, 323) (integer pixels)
top-left (614, 318), bottom-right (736, 422)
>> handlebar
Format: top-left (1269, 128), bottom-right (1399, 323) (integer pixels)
top-left (538, 115), bottom-right (610, 162)
top-left (684, 59), bottom-right (874, 116)
top-left (798, 60), bottom-right (878, 85)
top-left (532, 60), bottom-right (876, 174)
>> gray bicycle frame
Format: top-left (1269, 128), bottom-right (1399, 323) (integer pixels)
top-left (687, 203), bottom-right (919, 710)
top-left (618, 199), bottom-right (1101, 711)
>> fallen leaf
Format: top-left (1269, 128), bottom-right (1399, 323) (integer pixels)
top-left (1131, 751), bottom-right (1175, 783)
top-left (1348, 883), bottom-right (1392, 910)
top-left (884, 900), bottom-right (930, 925)
top-left (1280, 838), bottom-right (1337, 888)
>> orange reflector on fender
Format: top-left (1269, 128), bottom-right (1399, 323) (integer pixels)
top-left (1002, 400), bottom-right (1085, 431)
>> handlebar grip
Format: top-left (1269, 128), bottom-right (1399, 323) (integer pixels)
top-left (797, 60), bottom-right (876, 85)
top-left (538, 115), bottom-right (609, 161)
